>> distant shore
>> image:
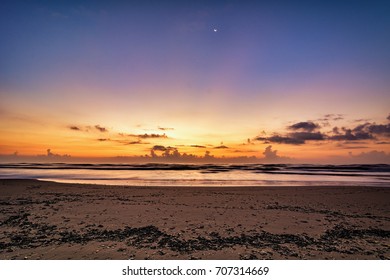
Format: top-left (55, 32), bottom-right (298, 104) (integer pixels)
top-left (0, 179), bottom-right (389, 260)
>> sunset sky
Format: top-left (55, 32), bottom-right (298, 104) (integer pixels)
top-left (1, 0), bottom-right (389, 163)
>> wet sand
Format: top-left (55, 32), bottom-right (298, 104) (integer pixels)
top-left (0, 179), bottom-right (389, 260)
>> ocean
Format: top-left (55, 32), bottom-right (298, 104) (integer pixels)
top-left (0, 163), bottom-right (389, 187)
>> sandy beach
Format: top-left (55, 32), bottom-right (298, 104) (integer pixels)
top-left (0, 179), bottom-right (389, 260)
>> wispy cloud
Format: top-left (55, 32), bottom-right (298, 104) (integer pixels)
top-left (316, 114), bottom-right (344, 126)
top-left (103, 139), bottom-right (149, 145)
top-left (240, 138), bottom-right (255, 146)
top-left (335, 143), bottom-right (369, 149)
top-left (190, 145), bottom-right (206, 148)
top-left (353, 119), bottom-right (370, 123)
top-left (68, 124), bottom-right (169, 143)
top-left (125, 140), bottom-right (146, 145)
top-left (69, 126), bottom-right (81, 131)
top-left (158, 127), bottom-right (174, 131)
top-left (256, 135), bottom-right (304, 145)
top-left (214, 145), bottom-right (229, 149)
top-left (136, 133), bottom-right (168, 139)
top-left (323, 114), bottom-right (344, 121)
top-left (68, 124), bottom-right (108, 133)
top-left (95, 125), bottom-right (108, 133)
top-left (119, 133), bottom-right (169, 139)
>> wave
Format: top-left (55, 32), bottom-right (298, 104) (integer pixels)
top-left (1, 163), bottom-right (389, 187)
top-left (0, 163), bottom-right (389, 176)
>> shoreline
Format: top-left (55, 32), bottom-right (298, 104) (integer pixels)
top-left (4, 178), bottom-right (390, 189)
top-left (0, 179), bottom-right (389, 260)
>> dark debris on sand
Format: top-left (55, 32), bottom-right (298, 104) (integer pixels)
top-left (0, 210), bottom-right (389, 259)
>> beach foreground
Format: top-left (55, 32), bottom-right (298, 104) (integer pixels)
top-left (0, 179), bottom-right (389, 260)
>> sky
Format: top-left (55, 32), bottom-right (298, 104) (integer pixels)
top-left (1, 0), bottom-right (389, 163)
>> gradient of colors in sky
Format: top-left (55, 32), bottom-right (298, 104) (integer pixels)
top-left (1, 0), bottom-right (389, 163)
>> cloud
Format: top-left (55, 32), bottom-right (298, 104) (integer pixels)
top-left (352, 121), bottom-right (390, 136)
top-left (330, 121), bottom-right (390, 141)
top-left (329, 128), bottom-right (373, 141)
top-left (115, 139), bottom-right (149, 145)
top-left (214, 145), bottom-right (229, 149)
top-left (125, 133), bottom-right (168, 139)
top-left (137, 133), bottom-right (167, 139)
top-left (115, 132), bottom-right (169, 146)
top-left (332, 127), bottom-right (340, 134)
top-left (240, 138), bottom-right (255, 146)
top-left (256, 135), bottom-right (304, 145)
top-left (158, 127), bottom-right (174, 131)
top-left (68, 124), bottom-right (94, 132)
top-left (146, 144), bottom-right (220, 161)
top-left (95, 125), bottom-right (108, 133)
top-left (367, 124), bottom-right (390, 135)
top-left (45, 149), bottom-right (71, 158)
top-left (96, 137), bottom-right (149, 145)
top-left (68, 124), bottom-right (171, 141)
top-left (68, 124), bottom-right (109, 133)
top-left (150, 145), bottom-right (180, 158)
top-left (256, 115), bottom-right (389, 145)
top-left (353, 119), bottom-right (370, 123)
top-left (262, 145), bottom-right (291, 162)
top-left (316, 114), bottom-right (344, 127)
top-left (387, 113), bottom-right (390, 121)
top-left (175, 144), bottom-right (207, 148)
top-left (323, 114), bottom-right (344, 121)
top-left (125, 140), bottom-right (145, 145)
top-left (151, 145), bottom-right (167, 151)
top-left (47, 149), bottom-right (54, 156)
top-left (289, 132), bottom-right (325, 141)
top-left (287, 121), bottom-right (320, 132)
top-left (263, 145), bottom-right (279, 160)
top-left (256, 120), bottom-right (325, 145)
top-left (204, 151), bottom-right (214, 159)
top-left (69, 126), bottom-right (81, 131)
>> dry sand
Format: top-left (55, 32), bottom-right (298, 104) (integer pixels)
top-left (0, 179), bottom-right (389, 260)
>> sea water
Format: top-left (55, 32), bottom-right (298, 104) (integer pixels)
top-left (0, 163), bottom-right (389, 187)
